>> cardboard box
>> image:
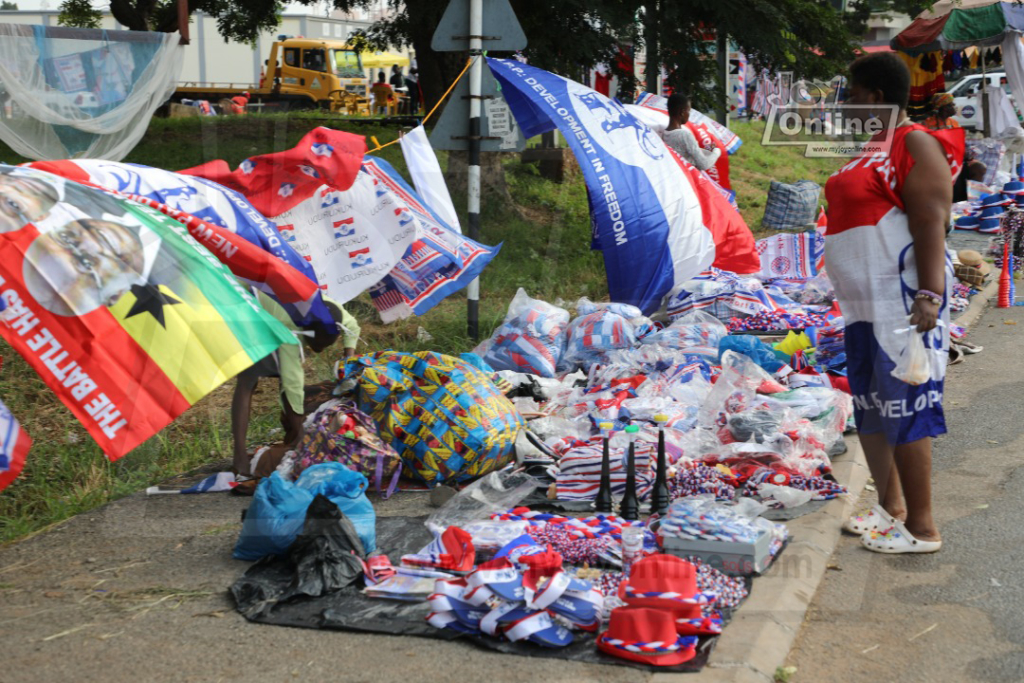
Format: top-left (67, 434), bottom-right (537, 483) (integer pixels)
top-left (659, 529), bottom-right (773, 576)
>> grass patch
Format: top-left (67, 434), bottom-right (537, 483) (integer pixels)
top-left (729, 119), bottom-right (838, 234)
top-left (0, 112), bottom-right (837, 542)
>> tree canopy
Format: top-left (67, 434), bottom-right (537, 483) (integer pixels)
top-left (58, 0), bottom-right (930, 112)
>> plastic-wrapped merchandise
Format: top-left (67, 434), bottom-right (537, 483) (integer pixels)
top-left (769, 271), bottom-right (834, 305)
top-left (659, 495), bottom-right (778, 543)
top-left (698, 351), bottom-right (783, 429)
top-left (575, 297), bottom-right (644, 320)
top-left (474, 288), bottom-right (570, 377)
top-left (552, 436), bottom-right (654, 502)
top-left (561, 308), bottom-right (639, 370)
top-left (640, 309), bottom-right (727, 350)
top-left (461, 519), bottom-right (529, 560)
top-left (425, 469), bottom-right (539, 534)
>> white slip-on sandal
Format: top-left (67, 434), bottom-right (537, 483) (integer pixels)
top-left (861, 517), bottom-right (942, 554)
top-left (843, 504), bottom-right (897, 535)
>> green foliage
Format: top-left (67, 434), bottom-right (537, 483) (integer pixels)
top-left (57, 0), bottom-right (103, 29)
top-left (0, 1), bottom-right (19, 10)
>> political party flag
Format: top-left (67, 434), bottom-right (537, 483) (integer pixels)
top-left (0, 165), bottom-right (297, 460)
top-left (669, 150), bottom-right (760, 275)
top-left (269, 168), bottom-right (419, 307)
top-left (635, 92), bottom-right (743, 154)
top-left (361, 157), bottom-right (500, 322)
top-left (25, 160), bottom-right (335, 334)
top-left (488, 58), bottom-right (714, 314)
top-left (179, 127), bottom-right (366, 217)
top-left (399, 125), bottom-right (462, 233)
top-left (0, 395), bottom-right (30, 493)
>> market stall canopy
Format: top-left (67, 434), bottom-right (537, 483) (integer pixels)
top-left (891, 0), bottom-right (1024, 54)
top-left (361, 51), bottom-right (410, 69)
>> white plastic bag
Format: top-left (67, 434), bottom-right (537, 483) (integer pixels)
top-left (891, 320), bottom-right (943, 386)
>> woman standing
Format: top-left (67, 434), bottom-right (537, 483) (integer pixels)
top-left (825, 53), bottom-right (964, 553)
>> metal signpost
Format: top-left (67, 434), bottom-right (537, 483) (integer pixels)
top-left (431, 0), bottom-right (526, 340)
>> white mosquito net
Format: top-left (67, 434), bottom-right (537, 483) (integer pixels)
top-left (0, 23), bottom-right (183, 161)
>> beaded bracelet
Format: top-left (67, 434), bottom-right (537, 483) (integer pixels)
top-left (914, 289), bottom-right (942, 305)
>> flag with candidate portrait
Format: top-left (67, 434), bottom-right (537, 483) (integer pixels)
top-left (0, 164), bottom-right (297, 461)
top-left (24, 159), bottom-right (334, 335)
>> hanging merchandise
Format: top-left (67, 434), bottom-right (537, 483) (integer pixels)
top-left (341, 351), bottom-right (523, 485)
top-left (752, 230), bottom-right (824, 280)
top-left (0, 24), bottom-right (183, 161)
top-left (896, 51), bottom-right (945, 119)
top-left (181, 127), bottom-right (367, 218)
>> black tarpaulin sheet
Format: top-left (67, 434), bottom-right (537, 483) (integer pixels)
top-left (231, 515), bottom-right (742, 672)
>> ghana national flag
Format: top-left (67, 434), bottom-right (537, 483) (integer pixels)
top-left (0, 164), bottom-right (297, 461)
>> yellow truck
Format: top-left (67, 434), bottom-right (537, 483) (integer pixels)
top-left (174, 37), bottom-right (369, 113)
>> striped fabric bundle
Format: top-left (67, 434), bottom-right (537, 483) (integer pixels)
top-left (562, 309), bottom-right (638, 370)
top-left (552, 437), bottom-right (654, 502)
top-left (665, 269), bottom-right (786, 322)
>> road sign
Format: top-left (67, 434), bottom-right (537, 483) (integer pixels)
top-left (429, 68), bottom-right (526, 152)
top-left (431, 0), bottom-right (527, 52)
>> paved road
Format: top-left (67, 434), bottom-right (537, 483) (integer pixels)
top-left (787, 301), bottom-right (1024, 683)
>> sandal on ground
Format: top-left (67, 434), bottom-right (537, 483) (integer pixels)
top-left (843, 505), bottom-right (895, 535)
top-left (948, 345), bottom-right (964, 365)
top-left (957, 341), bottom-right (983, 355)
top-left (861, 517), bottom-right (941, 554)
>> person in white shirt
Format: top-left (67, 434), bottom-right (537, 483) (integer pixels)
top-left (662, 93), bottom-right (721, 172)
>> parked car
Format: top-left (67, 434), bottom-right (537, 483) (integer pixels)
top-left (949, 71), bottom-right (1015, 129)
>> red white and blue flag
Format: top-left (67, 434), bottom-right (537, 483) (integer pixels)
top-left (490, 59), bottom-right (757, 313)
top-left (0, 394), bottom-right (30, 492)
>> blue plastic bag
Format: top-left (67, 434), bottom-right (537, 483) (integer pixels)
top-left (296, 463), bottom-right (376, 553)
top-left (233, 472), bottom-right (314, 561)
top-left (234, 465), bottom-right (376, 561)
top-left (718, 335), bottom-right (786, 373)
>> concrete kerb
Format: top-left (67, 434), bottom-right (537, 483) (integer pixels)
top-left (953, 277), bottom-right (998, 331)
top-left (661, 436), bottom-right (870, 683)
top-left (669, 277), bottom-right (999, 683)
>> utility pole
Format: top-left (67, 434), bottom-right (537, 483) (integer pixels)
top-left (431, 0), bottom-right (526, 341)
top-left (466, 0), bottom-right (483, 340)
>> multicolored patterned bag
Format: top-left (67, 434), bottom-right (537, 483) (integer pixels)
top-left (295, 400), bottom-right (403, 498)
top-left (340, 351), bottom-right (524, 485)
